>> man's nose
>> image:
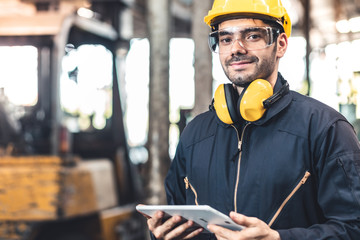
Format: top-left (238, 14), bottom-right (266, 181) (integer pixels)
top-left (231, 39), bottom-right (247, 55)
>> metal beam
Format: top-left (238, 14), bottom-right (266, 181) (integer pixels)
top-left (191, 0), bottom-right (213, 116)
top-left (301, 0), bottom-right (311, 95)
top-left (145, 0), bottom-right (171, 205)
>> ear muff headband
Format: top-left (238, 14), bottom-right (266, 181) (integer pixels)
top-left (263, 80), bottom-right (289, 108)
top-left (224, 84), bottom-right (240, 123)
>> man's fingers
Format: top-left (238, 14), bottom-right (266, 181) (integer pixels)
top-left (150, 215), bottom-right (182, 239)
top-left (146, 212), bottom-right (203, 240)
top-left (208, 224), bottom-right (235, 239)
top-left (230, 211), bottom-right (258, 227)
top-left (183, 227), bottom-right (203, 239)
top-left (147, 211), bottom-right (165, 229)
top-left (164, 220), bottom-right (203, 240)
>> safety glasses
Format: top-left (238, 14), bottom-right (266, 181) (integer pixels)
top-left (208, 26), bottom-right (280, 53)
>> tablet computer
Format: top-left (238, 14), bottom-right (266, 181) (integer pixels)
top-left (136, 204), bottom-right (244, 233)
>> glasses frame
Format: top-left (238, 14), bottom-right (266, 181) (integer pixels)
top-left (208, 26), bottom-right (281, 54)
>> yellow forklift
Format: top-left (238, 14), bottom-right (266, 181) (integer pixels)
top-left (0, 1), bottom-right (145, 239)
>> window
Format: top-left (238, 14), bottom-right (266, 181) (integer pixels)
top-left (61, 44), bottom-right (113, 132)
top-left (0, 46), bottom-right (38, 107)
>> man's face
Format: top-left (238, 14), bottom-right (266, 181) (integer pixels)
top-left (218, 18), bottom-right (279, 87)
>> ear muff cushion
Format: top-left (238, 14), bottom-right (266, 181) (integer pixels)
top-left (214, 84), bottom-right (239, 124)
top-left (239, 79), bottom-right (273, 122)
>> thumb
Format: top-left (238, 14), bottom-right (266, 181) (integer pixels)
top-left (229, 212), bottom-right (257, 227)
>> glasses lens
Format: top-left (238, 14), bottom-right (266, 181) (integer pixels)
top-left (208, 31), bottom-right (219, 52)
top-left (241, 27), bottom-right (270, 49)
top-left (208, 27), bottom-right (277, 53)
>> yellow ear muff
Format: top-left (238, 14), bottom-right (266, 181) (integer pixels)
top-left (239, 79), bottom-right (273, 122)
top-left (214, 84), bottom-right (237, 124)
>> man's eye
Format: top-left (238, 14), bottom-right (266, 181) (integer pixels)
top-left (219, 37), bottom-right (233, 44)
top-left (246, 33), bottom-right (262, 41)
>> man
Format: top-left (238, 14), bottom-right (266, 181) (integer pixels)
top-left (145, 0), bottom-right (360, 239)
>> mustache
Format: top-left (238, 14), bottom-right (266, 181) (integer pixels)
top-left (226, 55), bottom-right (258, 66)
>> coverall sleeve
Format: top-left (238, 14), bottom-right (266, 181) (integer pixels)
top-left (149, 140), bottom-right (187, 240)
top-left (278, 120), bottom-right (360, 239)
top-left (165, 140), bottom-right (187, 205)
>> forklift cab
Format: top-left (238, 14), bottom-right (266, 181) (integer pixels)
top-left (0, 11), bottom-right (143, 240)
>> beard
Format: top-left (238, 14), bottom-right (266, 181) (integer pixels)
top-left (222, 45), bottom-right (277, 87)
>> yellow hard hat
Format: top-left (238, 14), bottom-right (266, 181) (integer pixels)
top-left (204, 0), bottom-right (291, 38)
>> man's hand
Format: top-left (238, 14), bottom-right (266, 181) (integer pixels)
top-left (146, 210), bottom-right (203, 240)
top-left (207, 212), bottom-right (280, 240)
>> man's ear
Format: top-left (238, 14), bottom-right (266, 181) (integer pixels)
top-left (276, 33), bottom-right (288, 58)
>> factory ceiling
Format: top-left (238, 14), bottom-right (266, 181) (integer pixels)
top-left (0, 0), bottom-right (359, 48)
top-left (129, 0), bottom-right (360, 49)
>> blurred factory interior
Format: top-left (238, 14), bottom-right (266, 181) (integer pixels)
top-left (0, 0), bottom-right (360, 239)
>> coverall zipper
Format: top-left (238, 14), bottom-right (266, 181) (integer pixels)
top-left (232, 123), bottom-right (250, 213)
top-left (268, 171), bottom-right (311, 227)
top-left (184, 122), bottom-right (250, 210)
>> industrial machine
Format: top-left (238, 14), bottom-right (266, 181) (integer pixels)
top-left (0, 1), bottom-right (145, 239)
